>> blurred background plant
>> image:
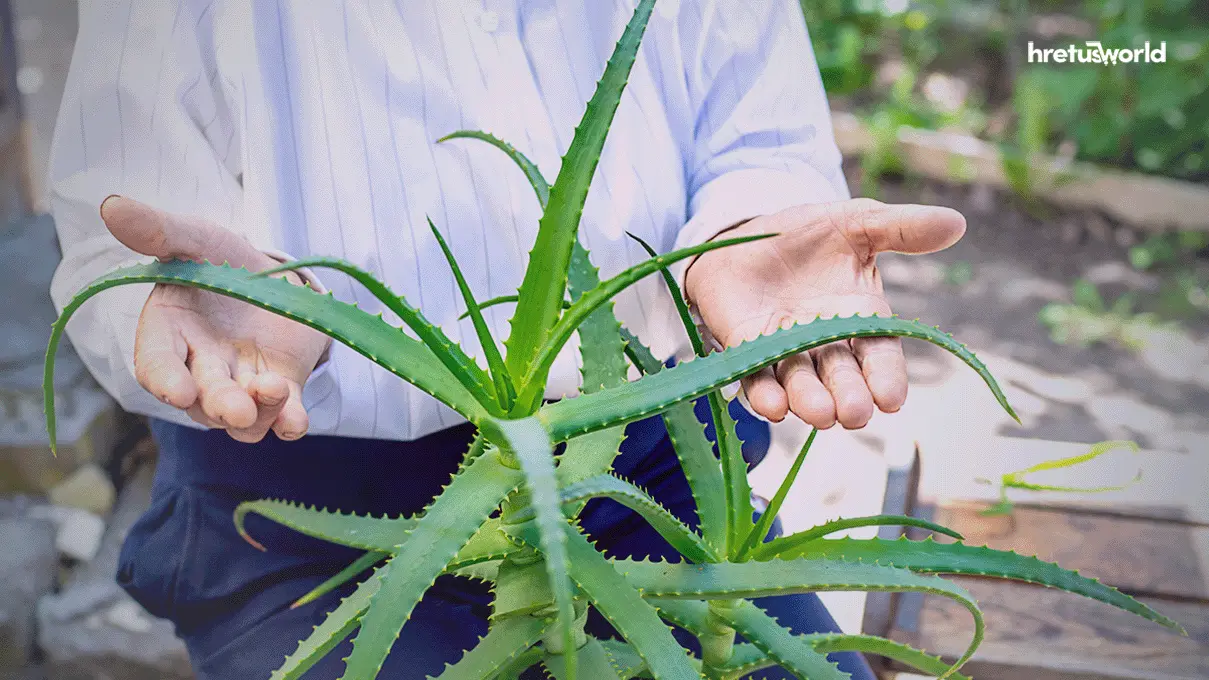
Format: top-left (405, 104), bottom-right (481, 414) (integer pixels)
top-left (803, 0), bottom-right (1209, 186)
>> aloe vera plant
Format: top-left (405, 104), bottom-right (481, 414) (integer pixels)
top-left (45, 1), bottom-right (1182, 677)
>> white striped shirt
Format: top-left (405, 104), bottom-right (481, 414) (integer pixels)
top-left (49, 0), bottom-right (847, 441)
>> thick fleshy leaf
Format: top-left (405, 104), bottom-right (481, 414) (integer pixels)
top-left (739, 428), bottom-right (818, 559)
top-left (256, 256), bottom-right (496, 410)
top-left (715, 635), bottom-right (971, 680)
top-left (291, 550), bottom-right (387, 610)
top-left (715, 601), bottom-right (849, 680)
top-left (504, 0), bottom-right (657, 382)
top-left (433, 616), bottom-right (550, 680)
top-left (787, 536), bottom-right (1183, 631)
top-left (271, 568), bottom-right (384, 680)
top-left (599, 640), bottom-right (650, 680)
top-left (45, 261), bottom-right (486, 453)
top-left (751, 515), bottom-right (964, 562)
top-left (341, 452), bottom-right (522, 679)
top-left (539, 315), bottom-right (1017, 442)
top-left (429, 218), bottom-right (516, 409)
top-left (556, 524), bottom-right (699, 679)
top-left (438, 130), bottom-right (551, 207)
top-left (544, 638), bottom-right (622, 680)
top-left (234, 500), bottom-right (414, 553)
top-left (486, 417), bottom-right (577, 680)
top-left (516, 233), bottom-right (770, 410)
top-left (559, 474), bottom-right (714, 563)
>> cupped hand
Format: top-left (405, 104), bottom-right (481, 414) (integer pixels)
top-left (101, 196), bottom-right (331, 442)
top-left (684, 198), bottom-right (966, 430)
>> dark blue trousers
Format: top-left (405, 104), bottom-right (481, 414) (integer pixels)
top-left (120, 405), bottom-right (875, 679)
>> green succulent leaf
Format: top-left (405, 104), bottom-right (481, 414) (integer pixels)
top-left (234, 500), bottom-right (415, 553)
top-left (429, 218), bottom-right (516, 409)
top-left (544, 638), bottom-right (623, 680)
top-left (739, 429), bottom-right (818, 560)
top-left (504, 0), bottom-right (657, 384)
top-left (559, 474), bottom-right (715, 563)
top-left (715, 601), bottom-right (850, 680)
top-left (558, 524), bottom-right (700, 680)
top-left (751, 515), bottom-right (964, 562)
top-left (807, 635), bottom-right (971, 680)
top-left (432, 615), bottom-right (550, 680)
top-left (255, 255), bottom-right (497, 410)
top-left (45, 261), bottom-right (488, 454)
top-left (438, 130), bottom-right (550, 207)
top-left (540, 315), bottom-right (1017, 441)
top-left (599, 639), bottom-right (651, 680)
top-left (486, 417), bottom-right (578, 680)
top-left (271, 567), bottom-right (384, 680)
top-left (517, 233), bottom-right (771, 411)
top-left (341, 451), bottom-right (522, 679)
top-left (788, 536), bottom-right (1184, 632)
top-left (291, 550), bottom-right (387, 610)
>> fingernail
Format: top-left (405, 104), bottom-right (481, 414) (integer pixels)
top-left (99, 194), bottom-right (123, 219)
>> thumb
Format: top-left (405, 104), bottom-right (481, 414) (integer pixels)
top-left (855, 201), bottom-right (967, 255)
top-left (100, 195), bottom-right (267, 269)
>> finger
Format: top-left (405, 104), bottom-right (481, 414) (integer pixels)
top-left (844, 199), bottom-right (967, 256)
top-left (190, 352), bottom-right (257, 429)
top-left (99, 195), bottom-right (267, 269)
top-left (813, 342), bottom-right (875, 429)
top-left (776, 352), bottom-right (836, 430)
top-left (133, 311), bottom-right (197, 409)
top-left (228, 372), bottom-right (291, 443)
top-left (741, 367), bottom-right (788, 422)
top-left (852, 335), bottom-right (908, 413)
top-left (185, 404), bottom-right (224, 429)
top-left (272, 380), bottom-right (309, 441)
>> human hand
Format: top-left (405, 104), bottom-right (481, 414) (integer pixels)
top-left (684, 198), bottom-right (966, 430)
top-left (100, 196), bottom-right (331, 442)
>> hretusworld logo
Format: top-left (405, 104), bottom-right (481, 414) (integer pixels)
top-left (1028, 40), bottom-right (1167, 65)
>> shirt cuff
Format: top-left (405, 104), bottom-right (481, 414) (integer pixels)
top-left (259, 248), bottom-right (337, 410)
top-left (672, 167), bottom-right (842, 298)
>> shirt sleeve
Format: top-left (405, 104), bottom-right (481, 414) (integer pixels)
top-left (47, 1), bottom-right (334, 425)
top-left (673, 0), bottom-right (849, 261)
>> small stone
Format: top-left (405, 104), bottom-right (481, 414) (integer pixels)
top-left (27, 506), bottom-right (106, 563)
top-left (48, 464), bottom-right (116, 517)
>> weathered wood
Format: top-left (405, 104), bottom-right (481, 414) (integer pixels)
top-left (932, 502), bottom-right (1209, 602)
top-left (891, 578), bottom-right (1209, 680)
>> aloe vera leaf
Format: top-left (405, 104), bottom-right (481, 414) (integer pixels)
top-left (539, 315), bottom-right (1018, 442)
top-left (738, 429), bottom-right (818, 560)
top-left (234, 500), bottom-right (415, 553)
top-left (503, 0), bottom-right (657, 383)
top-left (599, 639), bottom-right (652, 680)
top-left (270, 567), bottom-right (384, 680)
top-left (622, 330), bottom-right (728, 556)
top-left (429, 218), bottom-right (517, 409)
top-left (516, 233), bottom-right (771, 410)
top-left (340, 452), bottom-right (522, 679)
top-left (45, 261), bottom-right (487, 453)
top-left (485, 417), bottom-right (577, 680)
top-left (553, 242), bottom-right (630, 493)
top-left (291, 550), bottom-right (387, 610)
top-left (554, 523), bottom-right (700, 680)
top-left (496, 646), bottom-right (547, 680)
top-left (432, 615), bottom-right (550, 680)
top-left (713, 635), bottom-right (971, 680)
top-left (788, 536), bottom-right (1184, 631)
top-left (544, 638), bottom-right (622, 680)
top-left (750, 515), bottom-right (964, 562)
top-left (713, 601), bottom-right (850, 680)
top-left (559, 474), bottom-right (714, 563)
top-left (256, 255), bottom-right (497, 410)
top-left (438, 130), bottom-right (551, 207)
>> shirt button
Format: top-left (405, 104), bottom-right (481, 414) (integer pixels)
top-left (479, 10), bottom-right (499, 32)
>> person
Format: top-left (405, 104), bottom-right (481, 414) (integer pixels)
top-left (49, 2), bottom-right (966, 678)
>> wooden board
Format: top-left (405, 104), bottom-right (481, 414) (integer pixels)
top-left (890, 578), bottom-right (1209, 680)
top-left (932, 502), bottom-right (1209, 602)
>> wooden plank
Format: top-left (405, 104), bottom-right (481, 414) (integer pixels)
top-left (916, 436), bottom-right (1209, 526)
top-left (932, 502), bottom-right (1209, 602)
top-left (832, 112), bottom-right (1209, 232)
top-left (890, 578), bottom-right (1209, 680)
